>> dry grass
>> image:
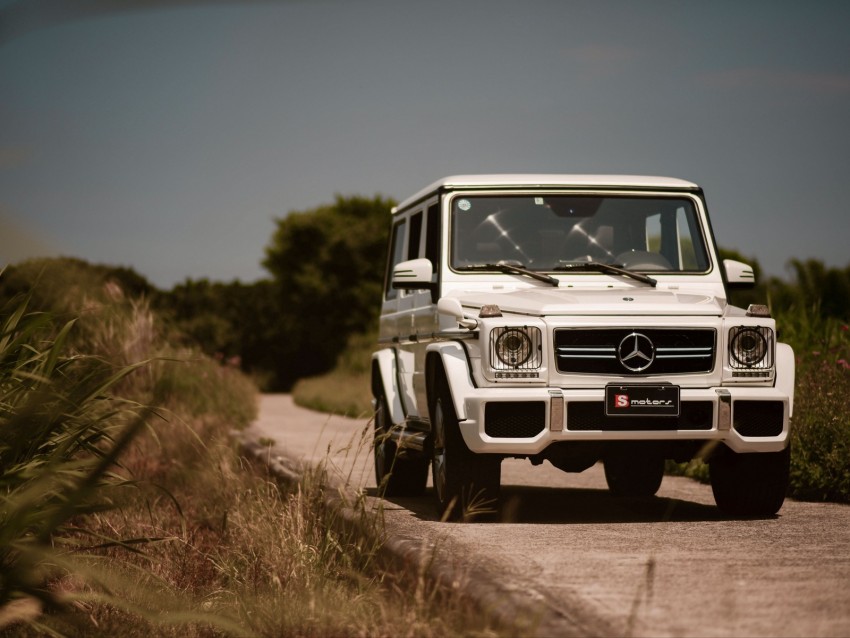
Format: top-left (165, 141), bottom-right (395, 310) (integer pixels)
top-left (2, 266), bottom-right (506, 637)
top-left (25, 408), bottom-right (506, 637)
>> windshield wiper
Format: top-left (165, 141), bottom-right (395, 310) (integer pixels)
top-left (553, 261), bottom-right (657, 287)
top-left (459, 262), bottom-right (560, 287)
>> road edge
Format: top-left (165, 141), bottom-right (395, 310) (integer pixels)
top-left (239, 436), bottom-right (616, 637)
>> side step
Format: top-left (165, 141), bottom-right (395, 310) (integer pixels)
top-left (389, 426), bottom-right (429, 454)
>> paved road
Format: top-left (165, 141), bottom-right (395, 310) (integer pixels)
top-left (242, 394), bottom-right (850, 637)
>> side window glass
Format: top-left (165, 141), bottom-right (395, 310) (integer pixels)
top-left (425, 203), bottom-right (440, 273)
top-left (384, 219), bottom-right (406, 301)
top-left (408, 212), bottom-right (423, 260)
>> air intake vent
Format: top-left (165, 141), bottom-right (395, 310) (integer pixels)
top-left (733, 401), bottom-right (784, 437)
top-left (485, 402), bottom-right (546, 438)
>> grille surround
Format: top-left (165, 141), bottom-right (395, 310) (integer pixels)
top-left (485, 401), bottom-right (546, 438)
top-left (555, 327), bottom-right (716, 375)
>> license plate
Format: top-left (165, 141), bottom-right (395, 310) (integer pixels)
top-left (605, 384), bottom-right (680, 417)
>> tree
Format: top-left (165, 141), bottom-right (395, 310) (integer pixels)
top-left (154, 277), bottom-right (283, 387)
top-left (262, 195), bottom-right (394, 388)
top-left (765, 259), bottom-right (850, 322)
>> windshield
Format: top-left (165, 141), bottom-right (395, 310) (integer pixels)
top-left (450, 194), bottom-right (710, 274)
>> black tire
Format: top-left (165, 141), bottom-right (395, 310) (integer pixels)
top-left (710, 445), bottom-right (790, 517)
top-left (603, 446), bottom-right (665, 497)
top-left (430, 374), bottom-right (500, 522)
top-left (373, 390), bottom-right (428, 497)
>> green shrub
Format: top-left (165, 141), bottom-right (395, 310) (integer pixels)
top-left (786, 337), bottom-right (850, 502)
top-left (151, 351), bottom-right (257, 429)
top-left (292, 330), bottom-right (375, 418)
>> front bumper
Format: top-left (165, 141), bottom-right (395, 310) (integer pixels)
top-left (457, 385), bottom-right (790, 455)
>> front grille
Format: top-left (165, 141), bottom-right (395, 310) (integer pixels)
top-left (733, 400), bottom-right (784, 437)
top-left (567, 401), bottom-right (714, 431)
top-left (485, 402), bottom-right (546, 438)
top-left (555, 328), bottom-right (716, 375)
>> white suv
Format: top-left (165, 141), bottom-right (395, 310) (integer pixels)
top-left (371, 175), bottom-right (794, 520)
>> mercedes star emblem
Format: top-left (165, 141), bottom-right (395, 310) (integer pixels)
top-left (618, 332), bottom-right (655, 372)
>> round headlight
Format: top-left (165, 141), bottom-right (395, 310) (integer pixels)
top-left (495, 329), bottom-right (532, 367)
top-left (731, 328), bottom-right (767, 366)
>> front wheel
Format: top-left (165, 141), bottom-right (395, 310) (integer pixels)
top-left (603, 446), bottom-right (665, 497)
top-left (373, 390), bottom-right (428, 497)
top-left (710, 445), bottom-right (790, 516)
top-left (430, 376), bottom-right (500, 522)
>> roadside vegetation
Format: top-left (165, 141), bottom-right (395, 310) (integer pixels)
top-left (154, 195), bottom-right (394, 391)
top-left (0, 260), bottom-right (505, 636)
top-left (774, 304), bottom-right (850, 502)
top-left (292, 330), bottom-right (374, 418)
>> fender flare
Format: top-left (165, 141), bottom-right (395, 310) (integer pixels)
top-left (371, 348), bottom-right (405, 426)
top-left (425, 341), bottom-right (476, 421)
top-left (775, 342), bottom-right (795, 417)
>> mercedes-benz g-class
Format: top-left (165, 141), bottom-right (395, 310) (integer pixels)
top-left (371, 175), bottom-right (793, 520)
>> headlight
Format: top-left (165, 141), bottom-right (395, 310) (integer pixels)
top-left (729, 326), bottom-right (773, 370)
top-left (490, 327), bottom-right (542, 371)
top-left (496, 329), bottom-right (532, 366)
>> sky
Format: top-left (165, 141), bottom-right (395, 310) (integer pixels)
top-left (1, 0), bottom-right (849, 288)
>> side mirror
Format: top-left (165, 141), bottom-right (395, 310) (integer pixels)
top-left (391, 258), bottom-right (435, 290)
top-left (723, 259), bottom-right (756, 289)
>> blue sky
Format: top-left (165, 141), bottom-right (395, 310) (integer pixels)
top-left (1, 0), bottom-right (849, 287)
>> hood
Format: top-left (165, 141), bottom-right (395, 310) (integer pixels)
top-left (455, 287), bottom-right (725, 317)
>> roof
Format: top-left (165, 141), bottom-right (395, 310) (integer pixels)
top-left (393, 174), bottom-right (701, 212)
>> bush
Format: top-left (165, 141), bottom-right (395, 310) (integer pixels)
top-left (292, 330), bottom-right (374, 418)
top-left (785, 317), bottom-right (850, 502)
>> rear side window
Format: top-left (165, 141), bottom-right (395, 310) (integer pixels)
top-left (408, 212), bottom-right (423, 260)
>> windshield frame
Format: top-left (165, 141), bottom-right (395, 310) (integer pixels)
top-left (447, 190), bottom-right (714, 277)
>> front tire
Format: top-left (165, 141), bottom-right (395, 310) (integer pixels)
top-left (373, 390), bottom-right (428, 497)
top-left (430, 375), bottom-right (500, 522)
top-left (603, 446), bottom-right (665, 497)
top-left (710, 445), bottom-right (790, 516)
